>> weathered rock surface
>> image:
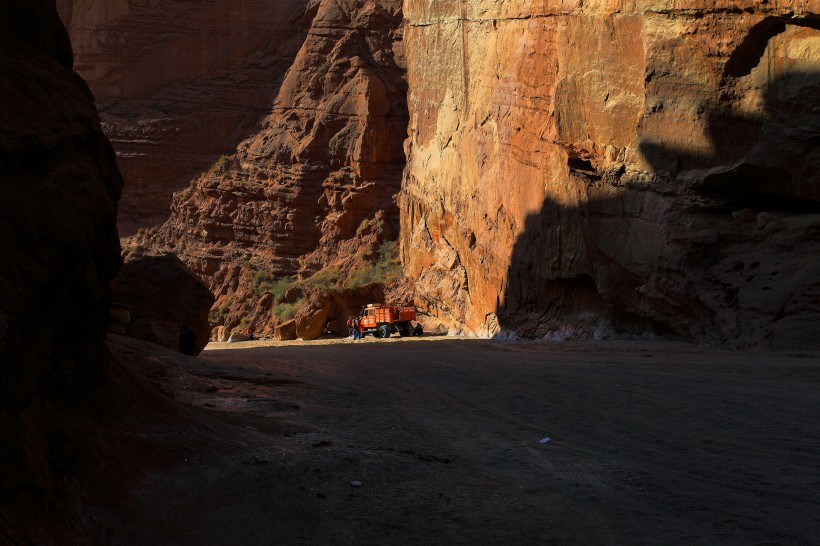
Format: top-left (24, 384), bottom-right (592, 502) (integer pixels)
top-left (400, 1), bottom-right (820, 348)
top-left (0, 1), bottom-right (124, 541)
top-left (111, 254), bottom-right (214, 355)
top-left (56, 0), bottom-right (319, 236)
top-left (276, 319), bottom-right (299, 341)
top-left (123, 0), bottom-right (408, 336)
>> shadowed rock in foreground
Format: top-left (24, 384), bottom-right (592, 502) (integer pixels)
top-left (111, 254), bottom-right (215, 355)
top-left (0, 2), bottom-right (141, 542)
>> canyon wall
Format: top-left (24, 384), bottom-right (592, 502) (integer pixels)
top-left (56, 0), bottom-right (317, 235)
top-left (400, 1), bottom-right (820, 348)
top-left (59, 0), bottom-right (408, 337)
top-left (138, 0), bottom-right (408, 336)
top-left (0, 1), bottom-right (124, 540)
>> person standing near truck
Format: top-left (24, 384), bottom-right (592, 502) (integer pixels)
top-left (347, 316), bottom-right (354, 338)
top-left (353, 315), bottom-right (362, 340)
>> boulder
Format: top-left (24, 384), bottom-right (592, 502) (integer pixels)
top-left (128, 319), bottom-right (179, 350)
top-left (212, 326), bottom-right (228, 342)
top-left (108, 304), bottom-right (131, 335)
top-left (111, 254), bottom-right (214, 354)
top-left (296, 294), bottom-right (330, 341)
top-left (276, 319), bottom-right (298, 341)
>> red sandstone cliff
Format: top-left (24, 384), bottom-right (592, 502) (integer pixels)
top-left (59, 0), bottom-right (408, 338)
top-left (136, 0), bottom-right (408, 337)
top-left (56, 0), bottom-right (319, 235)
top-left (400, 1), bottom-right (820, 348)
top-left (56, 0), bottom-right (819, 347)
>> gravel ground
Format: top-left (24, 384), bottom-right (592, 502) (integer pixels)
top-left (104, 335), bottom-right (820, 545)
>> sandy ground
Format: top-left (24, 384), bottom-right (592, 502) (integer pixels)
top-left (102, 335), bottom-right (820, 545)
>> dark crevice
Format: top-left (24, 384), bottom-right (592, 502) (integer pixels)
top-left (568, 156), bottom-right (602, 182)
top-left (568, 157), bottom-right (594, 172)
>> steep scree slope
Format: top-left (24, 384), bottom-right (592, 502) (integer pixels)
top-left (400, 0), bottom-right (820, 348)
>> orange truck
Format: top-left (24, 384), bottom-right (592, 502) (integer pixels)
top-left (356, 303), bottom-right (418, 338)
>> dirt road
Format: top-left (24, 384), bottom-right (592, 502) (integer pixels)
top-left (105, 336), bottom-right (820, 545)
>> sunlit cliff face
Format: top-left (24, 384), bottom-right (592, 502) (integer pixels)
top-left (399, 2), bottom-right (820, 348)
top-left (57, 0), bottom-right (410, 338)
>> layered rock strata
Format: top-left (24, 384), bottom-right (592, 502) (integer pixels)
top-left (400, 1), bottom-right (820, 348)
top-left (0, 1), bottom-right (124, 540)
top-left (137, 0), bottom-right (408, 337)
top-left (56, 0), bottom-right (321, 235)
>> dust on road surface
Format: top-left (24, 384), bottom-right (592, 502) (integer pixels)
top-left (106, 336), bottom-right (820, 545)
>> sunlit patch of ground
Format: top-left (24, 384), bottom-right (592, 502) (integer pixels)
top-left (204, 333), bottom-right (468, 350)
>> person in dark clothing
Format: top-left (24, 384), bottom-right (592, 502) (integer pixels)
top-left (179, 324), bottom-right (197, 355)
top-left (347, 316), bottom-right (354, 338)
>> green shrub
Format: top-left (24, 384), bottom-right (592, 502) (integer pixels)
top-left (345, 264), bottom-right (381, 288)
top-left (215, 154), bottom-right (232, 173)
top-left (250, 270), bottom-right (297, 299)
top-left (378, 240), bottom-right (396, 264)
top-left (345, 240), bottom-right (403, 288)
top-left (378, 239), bottom-right (402, 283)
top-left (304, 267), bottom-right (341, 289)
top-left (268, 278), bottom-right (296, 299)
top-left (271, 298), bottom-right (304, 322)
top-left (251, 269), bottom-right (270, 292)
top-left (316, 60), bottom-right (331, 78)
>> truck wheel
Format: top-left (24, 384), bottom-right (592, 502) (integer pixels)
top-left (398, 322), bottom-right (411, 337)
top-left (378, 324), bottom-right (391, 339)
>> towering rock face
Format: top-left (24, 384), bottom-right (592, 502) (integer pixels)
top-left (137, 0), bottom-right (408, 336)
top-left (0, 0), bottom-right (123, 540)
top-left (56, 0), bottom-right (319, 235)
top-left (400, 1), bottom-right (820, 348)
top-left (59, 0), bottom-right (408, 337)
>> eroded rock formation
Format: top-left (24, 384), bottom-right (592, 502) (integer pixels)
top-left (134, 0), bottom-right (408, 337)
top-left (56, 0), bottom-right (318, 235)
top-left (111, 254), bottom-right (214, 354)
top-left (400, 1), bottom-right (820, 348)
top-left (0, 1), bottom-right (124, 540)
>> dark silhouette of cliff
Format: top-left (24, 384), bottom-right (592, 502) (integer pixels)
top-left (0, 3), bottom-right (186, 543)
